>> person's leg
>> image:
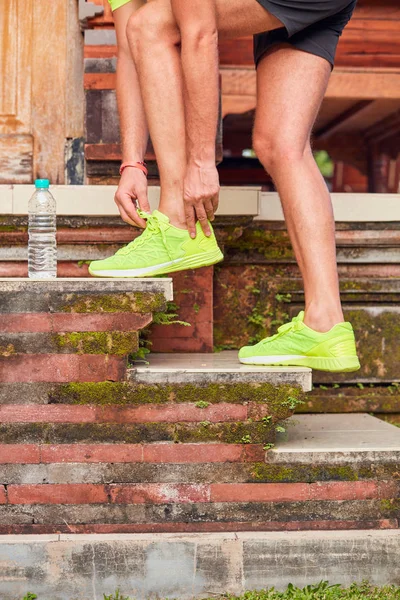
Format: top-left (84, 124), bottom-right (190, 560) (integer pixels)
top-left (253, 45), bottom-right (343, 332)
top-left (127, 0), bottom-right (283, 229)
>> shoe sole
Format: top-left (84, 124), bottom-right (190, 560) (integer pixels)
top-left (88, 249), bottom-right (224, 278)
top-left (239, 354), bottom-right (361, 373)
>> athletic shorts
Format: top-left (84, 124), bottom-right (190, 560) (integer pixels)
top-left (254, 0), bottom-right (357, 68)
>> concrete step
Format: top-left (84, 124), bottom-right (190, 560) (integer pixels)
top-left (0, 277), bottom-right (172, 384)
top-left (1, 413), bottom-right (400, 599)
top-left (131, 351), bottom-right (312, 387)
top-left (0, 413), bottom-right (399, 535)
top-left (2, 530), bottom-right (400, 599)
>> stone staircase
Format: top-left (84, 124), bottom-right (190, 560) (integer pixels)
top-left (1, 276), bottom-right (400, 597)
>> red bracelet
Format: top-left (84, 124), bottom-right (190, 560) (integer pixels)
top-left (119, 161), bottom-right (148, 177)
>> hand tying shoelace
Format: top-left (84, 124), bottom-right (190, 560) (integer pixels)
top-left (116, 211), bottom-right (171, 260)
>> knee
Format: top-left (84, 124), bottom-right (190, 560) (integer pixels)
top-left (127, 4), bottom-right (178, 56)
top-left (253, 130), bottom-right (307, 175)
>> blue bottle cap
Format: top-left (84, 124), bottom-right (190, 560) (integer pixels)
top-left (35, 179), bottom-right (50, 189)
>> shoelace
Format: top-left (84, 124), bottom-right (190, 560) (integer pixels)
top-left (260, 313), bottom-right (303, 345)
top-left (116, 211), bottom-right (171, 259)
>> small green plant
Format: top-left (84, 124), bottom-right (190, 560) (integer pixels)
top-left (200, 421), bottom-right (211, 427)
top-left (130, 301), bottom-right (190, 363)
top-left (282, 395), bottom-right (304, 410)
top-left (22, 594), bottom-right (37, 600)
top-left (77, 259), bottom-right (91, 268)
top-left (357, 382), bottom-right (365, 390)
top-left (152, 302), bottom-right (190, 327)
top-left (193, 303), bottom-right (200, 314)
top-left (262, 415), bottom-right (272, 425)
top-left (103, 590), bottom-right (130, 600)
top-left (196, 400), bottom-right (210, 409)
top-left (263, 443), bottom-right (275, 450)
top-left (275, 425), bottom-right (286, 433)
top-left (241, 434), bottom-right (252, 444)
top-left (275, 293), bottom-right (292, 304)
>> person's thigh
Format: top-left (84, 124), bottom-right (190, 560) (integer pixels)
top-left (215, 0), bottom-right (283, 39)
top-left (254, 44), bottom-right (331, 152)
top-left (138, 0), bottom-right (283, 40)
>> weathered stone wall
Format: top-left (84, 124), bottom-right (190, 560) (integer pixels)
top-left (0, 278), bottom-right (313, 534)
top-left (215, 220), bottom-right (400, 424)
top-left (1, 215), bottom-right (399, 421)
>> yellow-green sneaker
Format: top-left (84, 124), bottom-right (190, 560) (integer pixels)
top-left (238, 311), bottom-right (360, 372)
top-left (88, 210), bottom-right (223, 278)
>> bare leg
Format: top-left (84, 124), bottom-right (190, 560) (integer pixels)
top-left (127, 2), bottom-right (187, 228)
top-left (253, 45), bottom-right (344, 332)
top-left (127, 0), bottom-right (282, 228)
top-left (128, 0), bottom-right (343, 331)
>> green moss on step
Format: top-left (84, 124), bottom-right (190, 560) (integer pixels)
top-left (0, 421), bottom-right (276, 444)
top-left (49, 381), bottom-right (305, 410)
top-left (62, 292), bottom-right (165, 314)
top-left (380, 499), bottom-right (400, 515)
top-left (50, 382), bottom-right (135, 405)
top-left (250, 463), bottom-right (360, 483)
top-left (340, 309), bottom-right (400, 379)
top-left (54, 332), bottom-right (138, 356)
top-left (0, 225), bottom-right (26, 232)
top-left (174, 421), bottom-right (276, 445)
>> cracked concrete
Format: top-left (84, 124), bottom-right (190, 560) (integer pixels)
top-left (1, 531), bottom-right (400, 599)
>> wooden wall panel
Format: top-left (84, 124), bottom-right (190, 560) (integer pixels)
top-left (0, 135), bottom-right (32, 184)
top-left (0, 0), bottom-right (84, 184)
top-left (32, 0), bottom-right (68, 182)
top-left (0, 0), bottom-right (33, 182)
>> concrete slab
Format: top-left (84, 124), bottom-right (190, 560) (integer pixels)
top-left (11, 185), bottom-right (260, 216)
top-left (131, 351), bottom-right (312, 391)
top-left (0, 277), bottom-right (173, 301)
top-left (0, 185), bottom-right (13, 214)
top-left (270, 413), bottom-right (400, 463)
top-left (257, 192), bottom-right (400, 222)
top-left (1, 530), bottom-right (400, 599)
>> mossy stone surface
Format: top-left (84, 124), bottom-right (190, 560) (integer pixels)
top-left (62, 292), bottom-right (166, 314)
top-left (54, 332), bottom-right (138, 356)
top-left (49, 381), bottom-right (305, 411)
top-left (174, 421), bottom-right (276, 445)
top-left (249, 462), bottom-right (400, 483)
top-left (298, 386), bottom-right (400, 415)
top-left (0, 421), bottom-right (276, 444)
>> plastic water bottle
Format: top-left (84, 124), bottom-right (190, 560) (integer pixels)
top-left (28, 179), bottom-right (57, 279)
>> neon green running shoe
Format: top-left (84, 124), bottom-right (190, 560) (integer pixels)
top-left (88, 210), bottom-right (223, 278)
top-left (238, 311), bottom-right (360, 372)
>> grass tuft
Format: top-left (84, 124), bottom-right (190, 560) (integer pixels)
top-left (20, 581), bottom-right (400, 600)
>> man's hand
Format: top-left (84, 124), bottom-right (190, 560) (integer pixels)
top-left (184, 163), bottom-right (220, 238)
top-left (114, 167), bottom-right (150, 228)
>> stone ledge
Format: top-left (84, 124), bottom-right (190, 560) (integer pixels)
top-left (0, 185), bottom-right (260, 217)
top-left (131, 351), bottom-right (312, 392)
top-left (1, 530), bottom-right (400, 599)
top-left (0, 277), bottom-right (173, 301)
top-left (269, 414), bottom-right (400, 463)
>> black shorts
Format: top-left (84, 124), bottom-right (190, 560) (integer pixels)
top-left (254, 0), bottom-right (357, 68)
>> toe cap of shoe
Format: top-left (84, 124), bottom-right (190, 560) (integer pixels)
top-left (238, 346), bottom-right (253, 360)
top-left (88, 259), bottom-right (111, 273)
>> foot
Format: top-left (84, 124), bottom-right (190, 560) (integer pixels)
top-left (88, 210), bottom-right (223, 278)
top-left (238, 311), bottom-right (360, 373)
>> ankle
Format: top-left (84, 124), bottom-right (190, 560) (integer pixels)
top-left (158, 201), bottom-right (187, 230)
top-left (304, 304), bottom-right (344, 333)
